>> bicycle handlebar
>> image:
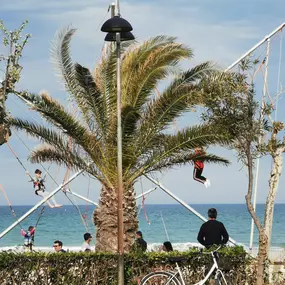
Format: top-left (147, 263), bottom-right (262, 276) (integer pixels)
top-left (202, 245), bottom-right (223, 255)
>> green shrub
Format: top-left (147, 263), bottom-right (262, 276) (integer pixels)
top-left (0, 246), bottom-right (253, 284)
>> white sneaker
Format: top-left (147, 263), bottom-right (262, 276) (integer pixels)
top-left (204, 180), bottom-right (209, 188)
top-left (205, 179), bottom-right (211, 188)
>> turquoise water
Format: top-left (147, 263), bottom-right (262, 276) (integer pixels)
top-left (0, 204), bottom-right (284, 248)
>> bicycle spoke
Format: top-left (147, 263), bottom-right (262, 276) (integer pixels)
top-left (140, 271), bottom-right (181, 285)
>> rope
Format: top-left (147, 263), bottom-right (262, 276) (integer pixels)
top-left (6, 141), bottom-right (34, 181)
top-left (82, 176), bottom-right (91, 222)
top-left (249, 57), bottom-right (266, 84)
top-left (261, 65), bottom-right (275, 109)
top-left (160, 211), bottom-right (170, 241)
top-left (34, 206), bottom-right (45, 228)
top-left (0, 184), bottom-right (24, 230)
top-left (62, 137), bottom-right (90, 233)
top-left (10, 92), bottom-right (91, 234)
top-left (275, 29), bottom-right (283, 121)
top-left (140, 178), bottom-right (150, 225)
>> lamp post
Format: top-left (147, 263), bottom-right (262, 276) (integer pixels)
top-left (101, 2), bottom-right (134, 285)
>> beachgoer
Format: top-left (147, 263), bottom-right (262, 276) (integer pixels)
top-left (161, 241), bottom-right (173, 252)
top-left (81, 232), bottom-right (92, 252)
top-left (21, 226), bottom-right (35, 251)
top-left (193, 147), bottom-right (211, 188)
top-left (197, 208), bottom-right (229, 249)
top-left (53, 240), bottom-right (66, 253)
top-left (33, 169), bottom-right (62, 208)
top-left (133, 231), bottom-right (147, 252)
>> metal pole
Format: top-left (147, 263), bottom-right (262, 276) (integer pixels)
top-left (0, 170), bottom-right (84, 239)
top-left (65, 189), bottom-right (98, 206)
top-left (225, 23), bottom-right (285, 71)
top-left (65, 186), bottom-right (156, 206)
top-left (115, 0), bottom-right (120, 16)
top-left (249, 39), bottom-right (271, 250)
top-left (116, 31), bottom-right (124, 285)
top-left (145, 175), bottom-right (237, 245)
top-left (110, 3), bottom-right (115, 17)
top-left (135, 187), bottom-right (157, 200)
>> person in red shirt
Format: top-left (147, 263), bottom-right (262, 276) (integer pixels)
top-left (193, 147), bottom-right (211, 188)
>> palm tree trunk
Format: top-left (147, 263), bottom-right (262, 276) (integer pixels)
top-left (93, 184), bottom-right (138, 252)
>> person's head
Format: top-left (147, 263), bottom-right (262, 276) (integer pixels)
top-left (35, 169), bottom-right (42, 178)
top-left (208, 208), bottom-right (217, 220)
top-left (53, 240), bottom-right (63, 252)
top-left (84, 232), bottom-right (92, 243)
top-left (162, 241), bottom-right (173, 252)
top-left (28, 226), bottom-right (34, 232)
top-left (136, 231), bottom-right (143, 239)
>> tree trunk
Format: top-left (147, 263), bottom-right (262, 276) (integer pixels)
top-left (256, 231), bottom-right (268, 285)
top-left (245, 144), bottom-right (267, 285)
top-left (264, 148), bottom-right (283, 251)
top-left (0, 87), bottom-right (5, 124)
top-left (93, 184), bottom-right (138, 252)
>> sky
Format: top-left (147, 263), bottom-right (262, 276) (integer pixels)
top-left (0, 0), bottom-right (285, 207)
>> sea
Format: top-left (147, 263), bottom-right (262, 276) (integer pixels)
top-left (0, 204), bottom-right (284, 256)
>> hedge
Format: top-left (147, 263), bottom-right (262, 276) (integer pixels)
top-left (0, 246), bottom-right (255, 284)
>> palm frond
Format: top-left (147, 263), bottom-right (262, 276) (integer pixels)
top-left (9, 117), bottom-right (70, 151)
top-left (142, 153), bottom-right (230, 177)
top-left (94, 44), bottom-right (117, 115)
top-left (29, 145), bottom-right (104, 184)
top-left (126, 124), bottom-right (231, 182)
top-left (121, 36), bottom-right (192, 110)
top-left (50, 26), bottom-right (79, 98)
top-left (74, 63), bottom-right (108, 135)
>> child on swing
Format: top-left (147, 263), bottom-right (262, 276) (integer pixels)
top-left (193, 147), bottom-right (211, 188)
top-left (21, 225), bottom-right (35, 251)
top-left (33, 169), bottom-right (62, 208)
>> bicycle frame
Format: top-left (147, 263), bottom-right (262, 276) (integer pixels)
top-left (168, 250), bottom-right (228, 285)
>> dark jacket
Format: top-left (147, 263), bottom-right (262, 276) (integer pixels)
top-left (197, 219), bottom-right (229, 249)
top-left (135, 238), bottom-right (147, 252)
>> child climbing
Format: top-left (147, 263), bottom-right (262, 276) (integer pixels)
top-left (193, 147), bottom-right (211, 188)
top-left (33, 169), bottom-right (62, 208)
top-left (21, 226), bottom-right (35, 251)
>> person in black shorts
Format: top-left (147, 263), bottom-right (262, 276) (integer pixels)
top-left (197, 208), bottom-right (229, 249)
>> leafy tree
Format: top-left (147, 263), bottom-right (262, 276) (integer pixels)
top-left (201, 60), bottom-right (285, 285)
top-left (0, 20), bottom-right (31, 145)
top-left (9, 27), bottom-right (236, 252)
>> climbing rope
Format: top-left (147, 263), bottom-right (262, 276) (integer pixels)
top-left (140, 178), bottom-right (150, 225)
top-left (6, 141), bottom-right (34, 181)
top-left (0, 184), bottom-right (24, 230)
top-left (160, 211), bottom-right (170, 241)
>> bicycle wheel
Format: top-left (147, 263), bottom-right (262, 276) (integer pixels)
top-left (140, 271), bottom-right (181, 285)
top-left (215, 271), bottom-right (228, 285)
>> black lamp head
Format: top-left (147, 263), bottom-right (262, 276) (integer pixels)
top-left (104, 32), bottom-right (135, 42)
top-left (101, 16), bottom-right (133, 33)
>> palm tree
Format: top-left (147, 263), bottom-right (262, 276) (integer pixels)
top-left (10, 27), bottom-right (233, 252)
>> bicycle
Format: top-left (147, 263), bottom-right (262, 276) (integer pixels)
top-left (139, 245), bottom-right (229, 285)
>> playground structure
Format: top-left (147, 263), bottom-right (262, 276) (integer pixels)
top-left (0, 19), bottom-right (285, 252)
